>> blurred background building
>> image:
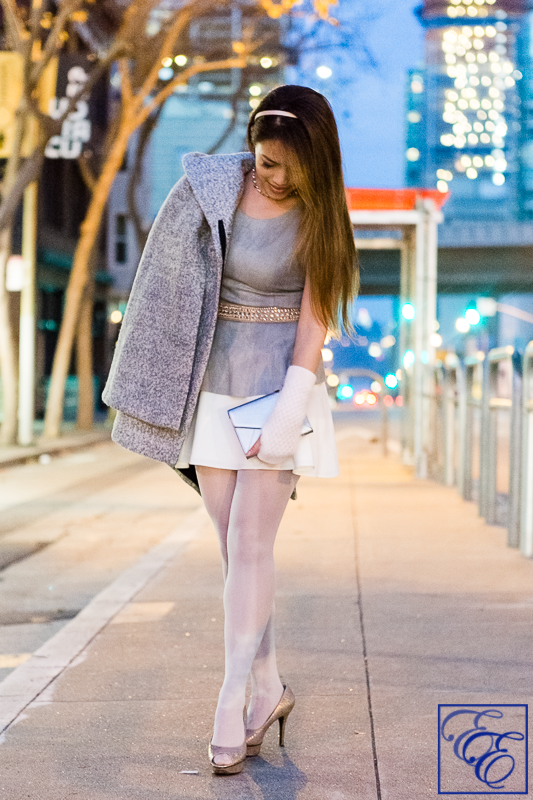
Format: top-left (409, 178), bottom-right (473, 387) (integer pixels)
top-left (401, 0), bottom-right (533, 363)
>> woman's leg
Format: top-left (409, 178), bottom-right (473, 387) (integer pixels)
top-left (196, 467), bottom-right (288, 716)
top-left (196, 466), bottom-right (296, 760)
top-left (196, 466), bottom-right (237, 581)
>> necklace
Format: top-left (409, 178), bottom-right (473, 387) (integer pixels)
top-left (251, 167), bottom-right (297, 199)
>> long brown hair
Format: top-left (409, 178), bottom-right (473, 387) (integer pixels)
top-left (247, 85), bottom-right (359, 335)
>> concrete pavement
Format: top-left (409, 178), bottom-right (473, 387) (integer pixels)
top-left (0, 425), bottom-right (531, 799)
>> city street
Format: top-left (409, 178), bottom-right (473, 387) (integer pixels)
top-left (1, 418), bottom-right (531, 799)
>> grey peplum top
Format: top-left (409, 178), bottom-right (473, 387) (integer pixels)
top-left (201, 205), bottom-right (326, 397)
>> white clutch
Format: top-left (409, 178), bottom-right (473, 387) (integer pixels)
top-left (228, 391), bottom-right (313, 457)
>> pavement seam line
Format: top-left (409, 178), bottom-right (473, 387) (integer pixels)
top-left (0, 504), bottom-right (208, 734)
top-left (350, 472), bottom-right (382, 800)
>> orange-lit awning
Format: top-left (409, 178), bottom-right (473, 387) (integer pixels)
top-left (345, 188), bottom-right (449, 212)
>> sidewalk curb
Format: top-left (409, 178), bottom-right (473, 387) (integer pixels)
top-left (0, 506), bottom-right (208, 734)
top-left (0, 429), bottom-right (112, 469)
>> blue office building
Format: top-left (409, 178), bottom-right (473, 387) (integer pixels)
top-left (406, 0), bottom-right (533, 221)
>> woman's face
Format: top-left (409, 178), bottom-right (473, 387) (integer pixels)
top-left (254, 140), bottom-right (295, 200)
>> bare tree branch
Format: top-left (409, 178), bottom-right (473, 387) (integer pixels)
top-left (0, 0), bottom-right (26, 47)
top-left (78, 152), bottom-right (97, 193)
top-left (0, 147), bottom-right (45, 230)
top-left (127, 104), bottom-right (164, 253)
top-left (26, 38), bottom-right (124, 141)
top-left (134, 3), bottom-right (193, 106)
top-left (31, 0), bottom-right (85, 85)
top-left (118, 56), bottom-right (133, 106)
top-left (29, 0), bottom-right (43, 46)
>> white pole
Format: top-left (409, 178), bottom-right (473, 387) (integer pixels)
top-left (413, 205), bottom-right (427, 477)
top-left (18, 181), bottom-right (38, 446)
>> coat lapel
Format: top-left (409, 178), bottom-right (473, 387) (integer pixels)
top-left (182, 151), bottom-right (254, 244)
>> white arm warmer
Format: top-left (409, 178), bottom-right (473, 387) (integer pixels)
top-left (258, 365), bottom-right (316, 466)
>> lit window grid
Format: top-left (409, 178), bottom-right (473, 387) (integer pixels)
top-left (437, 15), bottom-right (519, 189)
top-left (446, 0), bottom-right (498, 20)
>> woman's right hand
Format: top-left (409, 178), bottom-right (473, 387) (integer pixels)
top-left (245, 436), bottom-right (261, 459)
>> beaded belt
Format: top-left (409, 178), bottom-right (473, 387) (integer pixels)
top-left (217, 302), bottom-right (300, 323)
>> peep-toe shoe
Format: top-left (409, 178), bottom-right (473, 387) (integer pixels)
top-left (208, 741), bottom-right (246, 775)
top-left (208, 707), bottom-right (247, 775)
top-left (245, 683), bottom-right (295, 756)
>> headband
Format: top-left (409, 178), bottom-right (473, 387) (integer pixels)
top-left (254, 109), bottom-right (298, 120)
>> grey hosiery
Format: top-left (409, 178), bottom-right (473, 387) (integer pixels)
top-left (196, 466), bottom-right (297, 761)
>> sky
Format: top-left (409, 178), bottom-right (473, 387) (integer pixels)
top-left (290, 0), bottom-right (425, 188)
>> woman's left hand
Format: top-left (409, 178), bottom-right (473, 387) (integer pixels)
top-left (245, 436), bottom-right (261, 459)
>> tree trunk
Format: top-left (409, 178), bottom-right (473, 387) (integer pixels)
top-left (43, 116), bottom-right (133, 439)
top-left (0, 227), bottom-right (18, 444)
top-left (75, 279), bottom-right (94, 430)
top-left (0, 110), bottom-right (25, 445)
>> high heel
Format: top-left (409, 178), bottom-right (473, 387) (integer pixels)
top-left (245, 683), bottom-right (295, 757)
top-left (208, 741), bottom-right (246, 775)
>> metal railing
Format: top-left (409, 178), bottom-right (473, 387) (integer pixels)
top-left (478, 346), bottom-right (522, 545)
top-left (427, 342), bottom-right (531, 556)
top-left (459, 353), bottom-right (484, 503)
top-left (443, 359), bottom-right (463, 489)
top-left (427, 358), bottom-right (464, 488)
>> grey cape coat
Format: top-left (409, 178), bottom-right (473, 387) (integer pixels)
top-left (102, 150), bottom-right (255, 493)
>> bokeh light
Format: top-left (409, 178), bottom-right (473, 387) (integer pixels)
top-left (403, 350), bottom-right (415, 367)
top-left (455, 317), bottom-right (471, 333)
top-left (338, 384), bottom-right (354, 400)
top-left (401, 303), bottom-right (415, 320)
top-left (465, 308), bottom-right (481, 325)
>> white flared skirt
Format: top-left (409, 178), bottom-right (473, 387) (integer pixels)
top-left (175, 383), bottom-right (339, 478)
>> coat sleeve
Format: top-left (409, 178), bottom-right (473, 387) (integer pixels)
top-left (102, 176), bottom-right (211, 430)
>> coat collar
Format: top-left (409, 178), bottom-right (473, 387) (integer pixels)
top-left (182, 151), bottom-right (254, 233)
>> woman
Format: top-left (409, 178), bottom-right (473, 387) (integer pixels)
top-left (103, 84), bottom-right (358, 775)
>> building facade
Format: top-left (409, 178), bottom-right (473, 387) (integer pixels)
top-left (405, 0), bottom-right (533, 296)
top-left (407, 0), bottom-right (533, 219)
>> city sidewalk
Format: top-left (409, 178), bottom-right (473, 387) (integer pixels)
top-left (0, 426), bottom-right (532, 799)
